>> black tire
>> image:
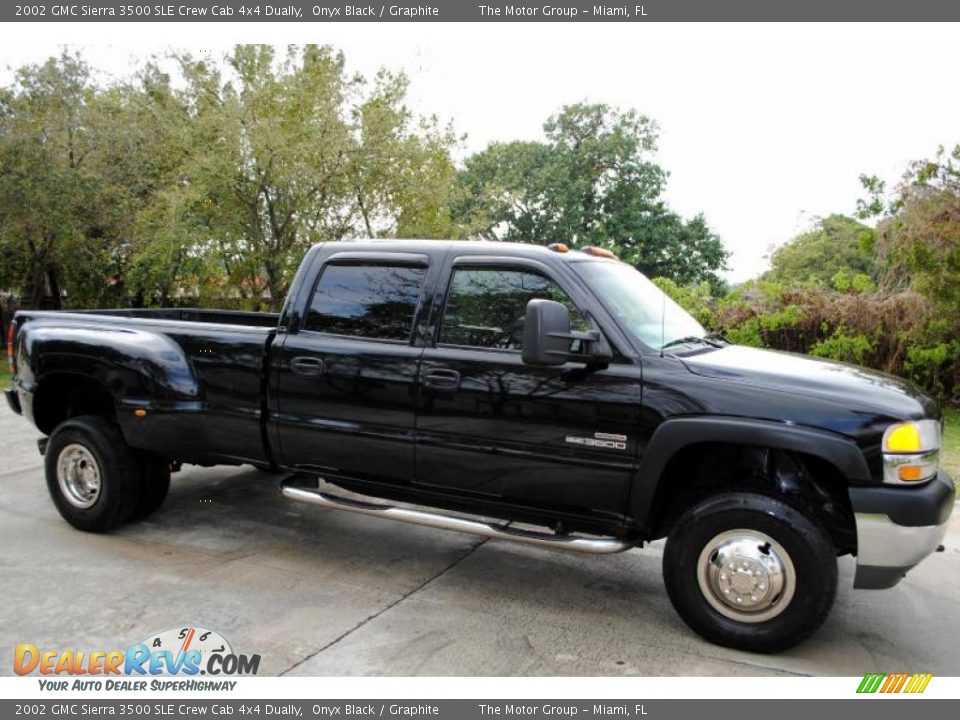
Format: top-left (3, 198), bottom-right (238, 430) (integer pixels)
top-left (131, 452), bottom-right (171, 521)
top-left (44, 415), bottom-right (144, 533)
top-left (663, 492), bottom-right (837, 653)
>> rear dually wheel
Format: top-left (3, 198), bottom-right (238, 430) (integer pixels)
top-left (45, 415), bottom-right (144, 533)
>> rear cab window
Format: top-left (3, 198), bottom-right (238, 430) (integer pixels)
top-left (304, 263), bottom-right (427, 342)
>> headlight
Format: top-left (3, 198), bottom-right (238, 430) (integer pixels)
top-left (882, 419), bottom-right (941, 484)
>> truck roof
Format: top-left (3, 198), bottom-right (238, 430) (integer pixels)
top-left (319, 239), bottom-right (616, 263)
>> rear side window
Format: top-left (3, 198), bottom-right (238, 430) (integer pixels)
top-left (439, 267), bottom-right (585, 350)
top-left (304, 263), bottom-right (426, 341)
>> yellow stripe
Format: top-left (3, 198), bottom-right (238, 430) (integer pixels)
top-left (903, 674), bottom-right (920, 693)
top-left (917, 674), bottom-right (933, 693)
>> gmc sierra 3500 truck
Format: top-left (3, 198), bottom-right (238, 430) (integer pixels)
top-left (5, 240), bottom-right (954, 652)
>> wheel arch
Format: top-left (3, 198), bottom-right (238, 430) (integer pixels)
top-left (32, 372), bottom-right (117, 436)
top-left (632, 417), bottom-right (869, 547)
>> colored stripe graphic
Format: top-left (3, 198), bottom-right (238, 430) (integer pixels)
top-left (857, 673), bottom-right (932, 694)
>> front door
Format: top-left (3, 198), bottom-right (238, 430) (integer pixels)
top-left (275, 255), bottom-right (430, 483)
top-left (416, 260), bottom-right (642, 520)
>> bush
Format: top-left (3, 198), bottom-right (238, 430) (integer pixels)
top-left (659, 279), bottom-right (960, 404)
top-left (810, 329), bottom-right (874, 365)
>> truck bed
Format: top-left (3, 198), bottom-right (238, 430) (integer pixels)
top-left (11, 308), bottom-right (279, 466)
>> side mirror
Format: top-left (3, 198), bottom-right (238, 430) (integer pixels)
top-left (522, 299), bottom-right (611, 366)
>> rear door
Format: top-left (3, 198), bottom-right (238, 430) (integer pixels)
top-left (415, 257), bottom-right (642, 520)
top-left (274, 251), bottom-right (433, 483)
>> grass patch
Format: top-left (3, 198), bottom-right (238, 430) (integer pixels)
top-left (943, 407), bottom-right (960, 481)
top-left (0, 363), bottom-right (10, 390)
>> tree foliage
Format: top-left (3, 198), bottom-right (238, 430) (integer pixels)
top-left (453, 103), bottom-right (729, 288)
top-left (859, 144), bottom-right (960, 306)
top-left (0, 56), bottom-right (731, 310)
top-left (0, 46), bottom-right (461, 310)
top-left (659, 147), bottom-right (960, 404)
top-left (764, 214), bottom-right (875, 287)
top-left (0, 52), bottom-right (97, 308)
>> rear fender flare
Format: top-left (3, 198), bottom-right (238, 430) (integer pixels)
top-left (23, 324), bottom-right (199, 399)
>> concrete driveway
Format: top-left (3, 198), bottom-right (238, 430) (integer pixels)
top-left (2, 403), bottom-right (959, 677)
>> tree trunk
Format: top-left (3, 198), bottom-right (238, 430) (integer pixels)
top-left (264, 260), bottom-right (284, 313)
top-left (46, 265), bottom-right (63, 310)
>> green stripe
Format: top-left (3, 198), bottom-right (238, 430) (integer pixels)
top-left (858, 673), bottom-right (885, 693)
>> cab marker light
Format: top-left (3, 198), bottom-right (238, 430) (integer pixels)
top-left (581, 246), bottom-right (619, 259)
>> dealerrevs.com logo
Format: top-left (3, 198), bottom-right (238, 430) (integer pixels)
top-left (14, 626), bottom-right (261, 679)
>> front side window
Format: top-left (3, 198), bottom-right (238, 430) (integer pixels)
top-left (438, 267), bottom-right (585, 350)
top-left (304, 263), bottom-right (426, 341)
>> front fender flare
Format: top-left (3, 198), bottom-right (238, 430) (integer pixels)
top-left (630, 416), bottom-right (871, 530)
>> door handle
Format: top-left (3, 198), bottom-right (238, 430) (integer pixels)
top-left (290, 356), bottom-right (324, 377)
top-left (422, 368), bottom-right (461, 390)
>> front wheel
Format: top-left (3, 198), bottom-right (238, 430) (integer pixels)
top-left (663, 492), bottom-right (837, 653)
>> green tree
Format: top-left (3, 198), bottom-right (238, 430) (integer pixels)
top-left (859, 144), bottom-right (960, 306)
top-left (168, 45), bottom-right (461, 308)
top-left (453, 102), bottom-right (728, 287)
top-left (0, 46), bottom-right (462, 310)
top-left (763, 214), bottom-right (876, 287)
top-left (0, 53), bottom-right (204, 308)
top-left (83, 64), bottom-right (198, 307)
top-left (0, 52), bottom-right (98, 308)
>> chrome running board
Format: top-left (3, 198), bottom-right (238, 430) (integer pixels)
top-left (281, 477), bottom-right (636, 555)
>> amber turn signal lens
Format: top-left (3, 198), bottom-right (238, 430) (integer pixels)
top-left (134, 409), bottom-right (147, 418)
top-left (898, 465), bottom-right (925, 482)
top-left (899, 465), bottom-right (923, 482)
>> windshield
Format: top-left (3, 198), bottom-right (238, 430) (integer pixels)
top-left (573, 261), bottom-right (706, 350)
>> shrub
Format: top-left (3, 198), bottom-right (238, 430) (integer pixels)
top-left (810, 329), bottom-right (874, 365)
top-left (659, 278), bottom-right (960, 404)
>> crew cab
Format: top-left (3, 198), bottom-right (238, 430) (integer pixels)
top-left (5, 240), bottom-right (954, 652)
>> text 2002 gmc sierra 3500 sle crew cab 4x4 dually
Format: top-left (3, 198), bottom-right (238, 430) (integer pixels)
top-left (5, 240), bottom-right (954, 652)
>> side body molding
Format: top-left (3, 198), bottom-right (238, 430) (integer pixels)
top-left (629, 416), bottom-right (872, 530)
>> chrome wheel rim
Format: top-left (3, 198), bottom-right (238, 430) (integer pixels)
top-left (57, 444), bottom-right (102, 509)
top-left (696, 529), bottom-right (796, 623)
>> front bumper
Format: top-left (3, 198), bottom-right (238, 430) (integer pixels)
top-left (4, 388), bottom-right (21, 415)
top-left (850, 469), bottom-right (954, 589)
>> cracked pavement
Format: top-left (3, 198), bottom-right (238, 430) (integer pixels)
top-left (2, 403), bottom-right (959, 676)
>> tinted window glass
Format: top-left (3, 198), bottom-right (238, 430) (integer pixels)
top-left (439, 268), bottom-right (585, 350)
top-left (304, 263), bottom-right (426, 341)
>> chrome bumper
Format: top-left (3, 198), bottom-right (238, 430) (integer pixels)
top-left (851, 469), bottom-right (954, 589)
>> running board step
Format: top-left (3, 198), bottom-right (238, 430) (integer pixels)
top-left (281, 476), bottom-right (636, 555)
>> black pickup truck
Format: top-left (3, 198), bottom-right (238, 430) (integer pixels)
top-left (5, 240), bottom-right (954, 652)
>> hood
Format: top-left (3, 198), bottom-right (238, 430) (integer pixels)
top-left (680, 345), bottom-right (939, 421)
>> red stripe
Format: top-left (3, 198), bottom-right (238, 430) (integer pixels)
top-left (180, 628), bottom-right (196, 653)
